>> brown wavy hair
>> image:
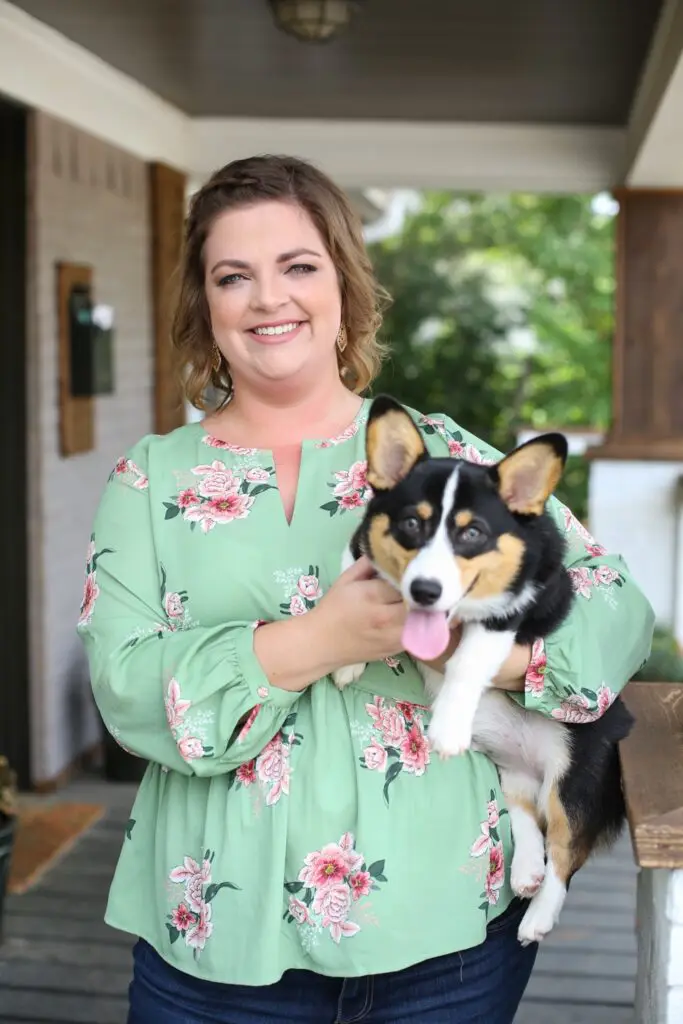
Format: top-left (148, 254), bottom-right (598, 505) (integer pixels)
top-left (171, 154), bottom-right (391, 410)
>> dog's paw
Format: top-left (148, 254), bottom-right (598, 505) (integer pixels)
top-left (516, 896), bottom-right (558, 946)
top-left (427, 714), bottom-right (473, 759)
top-left (332, 663), bottom-right (366, 689)
top-left (511, 857), bottom-right (546, 900)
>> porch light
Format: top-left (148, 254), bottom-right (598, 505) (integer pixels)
top-left (268, 0), bottom-right (362, 42)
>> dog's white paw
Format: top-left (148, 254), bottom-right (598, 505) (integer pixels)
top-left (427, 713), bottom-right (473, 759)
top-left (332, 663), bottom-right (366, 689)
top-left (511, 854), bottom-right (546, 900)
top-left (516, 895), bottom-right (559, 946)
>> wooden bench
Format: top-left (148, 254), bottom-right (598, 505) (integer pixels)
top-left (620, 682), bottom-right (683, 1023)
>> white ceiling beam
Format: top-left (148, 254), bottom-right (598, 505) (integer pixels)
top-left (0, 0), bottom-right (191, 169)
top-left (623, 0), bottom-right (683, 186)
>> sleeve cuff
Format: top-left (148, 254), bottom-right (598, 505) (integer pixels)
top-left (231, 624), bottom-right (303, 710)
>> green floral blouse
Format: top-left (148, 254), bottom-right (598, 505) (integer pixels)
top-left (77, 399), bottom-right (654, 984)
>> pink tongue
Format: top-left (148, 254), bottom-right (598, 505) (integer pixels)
top-left (402, 610), bottom-right (450, 661)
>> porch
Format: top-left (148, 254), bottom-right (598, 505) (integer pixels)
top-left (0, 777), bottom-right (637, 1024)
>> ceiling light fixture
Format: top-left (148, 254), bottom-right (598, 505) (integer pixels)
top-left (268, 0), bottom-right (363, 43)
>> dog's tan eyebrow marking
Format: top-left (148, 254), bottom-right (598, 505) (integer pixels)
top-left (455, 510), bottom-right (473, 528)
top-left (454, 533), bottom-right (525, 599)
top-left (368, 513), bottom-right (418, 582)
top-left (417, 501), bottom-right (433, 520)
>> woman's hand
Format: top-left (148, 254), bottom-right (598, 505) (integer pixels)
top-left (309, 556), bottom-right (407, 669)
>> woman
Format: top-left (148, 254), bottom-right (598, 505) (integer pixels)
top-left (78, 155), bottom-right (654, 1023)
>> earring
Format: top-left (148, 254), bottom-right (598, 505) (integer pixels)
top-left (211, 342), bottom-right (222, 374)
top-left (336, 324), bottom-right (348, 354)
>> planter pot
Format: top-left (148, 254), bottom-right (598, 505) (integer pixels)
top-left (0, 814), bottom-right (16, 945)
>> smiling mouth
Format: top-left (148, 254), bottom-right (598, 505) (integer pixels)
top-left (249, 321), bottom-right (304, 340)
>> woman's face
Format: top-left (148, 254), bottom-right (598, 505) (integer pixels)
top-left (203, 200), bottom-right (343, 394)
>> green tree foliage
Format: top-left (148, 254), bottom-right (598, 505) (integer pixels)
top-left (367, 193), bottom-right (616, 520)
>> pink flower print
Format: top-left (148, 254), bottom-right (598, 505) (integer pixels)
top-left (597, 684), bottom-right (616, 716)
top-left (184, 492), bottom-right (254, 532)
top-left (165, 679), bottom-right (191, 730)
top-left (113, 457), bottom-right (128, 475)
top-left (464, 444), bottom-right (495, 466)
top-left (448, 438), bottom-right (466, 457)
top-left (245, 467), bottom-right (270, 483)
top-left (169, 855), bottom-right (212, 888)
top-left (349, 871), bottom-right (372, 901)
top-left (177, 488), bottom-right (200, 509)
top-left (289, 594), bottom-right (307, 616)
top-left (235, 760), bottom-right (257, 786)
top-left (256, 734), bottom-right (291, 806)
top-left (288, 897), bottom-right (310, 924)
top-left (334, 460), bottom-right (368, 497)
top-left (170, 904), bottom-right (196, 931)
top-left (317, 421), bottom-right (360, 448)
top-left (178, 735), bottom-right (205, 762)
top-left (202, 435), bottom-right (256, 454)
top-left (164, 592), bottom-right (184, 619)
top-left (586, 542), bottom-right (607, 558)
top-left (78, 571), bottom-right (99, 626)
top-left (568, 566), bottom-right (593, 599)
top-left (193, 461), bottom-right (240, 499)
top-left (365, 696), bottom-right (385, 726)
top-left (297, 574), bottom-right (322, 600)
top-left (299, 840), bottom-right (362, 889)
top-left (399, 723), bottom-right (430, 776)
top-left (487, 800), bottom-right (500, 829)
top-left (312, 882), bottom-right (360, 943)
top-left (236, 705), bottom-right (261, 743)
top-left (185, 901), bottom-right (213, 951)
top-left (385, 656), bottom-right (400, 670)
top-left (379, 707), bottom-right (406, 747)
top-left (364, 739), bottom-right (388, 772)
top-left (485, 843), bottom-right (505, 905)
top-left (470, 822), bottom-right (492, 858)
top-left (551, 693), bottom-right (597, 724)
top-left (525, 638), bottom-right (547, 697)
top-left (593, 565), bottom-right (620, 587)
top-left (340, 492), bottom-right (365, 510)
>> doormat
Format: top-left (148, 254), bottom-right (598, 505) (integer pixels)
top-left (8, 802), bottom-right (105, 895)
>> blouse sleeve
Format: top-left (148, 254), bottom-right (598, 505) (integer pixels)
top-left (419, 413), bottom-right (655, 722)
top-left (76, 438), bottom-right (302, 777)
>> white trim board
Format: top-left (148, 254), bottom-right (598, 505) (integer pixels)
top-left (0, 0), bottom-right (191, 168)
top-left (0, 0), bottom-right (626, 191)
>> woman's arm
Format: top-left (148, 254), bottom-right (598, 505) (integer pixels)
top-left (77, 440), bottom-right (321, 778)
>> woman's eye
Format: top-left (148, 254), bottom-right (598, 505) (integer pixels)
top-left (217, 273), bottom-right (246, 287)
top-left (286, 263), bottom-right (316, 276)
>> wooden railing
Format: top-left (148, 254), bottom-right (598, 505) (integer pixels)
top-left (619, 681), bottom-right (683, 1024)
top-left (620, 681), bottom-right (683, 868)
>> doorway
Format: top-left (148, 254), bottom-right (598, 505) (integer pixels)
top-left (0, 97), bottom-right (30, 788)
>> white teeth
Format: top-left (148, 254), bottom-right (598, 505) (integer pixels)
top-left (252, 322), bottom-right (300, 336)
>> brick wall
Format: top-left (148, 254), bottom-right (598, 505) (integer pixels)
top-left (28, 112), bottom-right (154, 783)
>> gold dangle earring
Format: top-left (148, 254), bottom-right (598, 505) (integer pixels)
top-left (211, 341), bottom-right (222, 374)
top-left (336, 323), bottom-right (348, 354)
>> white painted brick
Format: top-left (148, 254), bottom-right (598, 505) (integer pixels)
top-left (29, 111), bottom-right (155, 783)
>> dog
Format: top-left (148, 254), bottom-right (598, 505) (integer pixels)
top-left (333, 395), bottom-right (634, 944)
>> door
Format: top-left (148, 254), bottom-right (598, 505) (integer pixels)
top-left (0, 97), bottom-right (30, 788)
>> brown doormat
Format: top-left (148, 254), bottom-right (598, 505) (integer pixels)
top-left (8, 802), bottom-right (105, 895)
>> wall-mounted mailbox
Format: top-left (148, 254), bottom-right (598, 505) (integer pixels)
top-left (68, 282), bottom-right (115, 397)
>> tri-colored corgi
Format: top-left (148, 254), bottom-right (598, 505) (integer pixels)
top-left (333, 395), bottom-right (634, 945)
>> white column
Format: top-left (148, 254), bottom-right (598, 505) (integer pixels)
top-left (635, 869), bottom-right (683, 1022)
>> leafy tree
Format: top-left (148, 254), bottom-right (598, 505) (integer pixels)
top-left (367, 192), bottom-right (616, 520)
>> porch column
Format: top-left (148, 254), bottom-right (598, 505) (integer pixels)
top-left (588, 188), bottom-right (683, 641)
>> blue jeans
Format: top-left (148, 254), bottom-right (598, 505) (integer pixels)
top-left (128, 898), bottom-right (537, 1024)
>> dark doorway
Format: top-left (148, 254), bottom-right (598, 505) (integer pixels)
top-left (0, 97), bottom-right (30, 788)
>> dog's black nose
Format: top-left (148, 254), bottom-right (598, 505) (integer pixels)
top-left (410, 578), bottom-right (442, 606)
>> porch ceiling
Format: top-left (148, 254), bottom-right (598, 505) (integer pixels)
top-left (8, 0), bottom-right (664, 124)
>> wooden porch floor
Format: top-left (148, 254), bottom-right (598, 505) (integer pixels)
top-left (0, 778), bottom-right (637, 1023)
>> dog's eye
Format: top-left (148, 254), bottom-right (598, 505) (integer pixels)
top-left (460, 525), bottom-right (484, 543)
top-left (400, 515), bottom-right (421, 536)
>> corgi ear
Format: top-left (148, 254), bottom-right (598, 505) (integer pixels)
top-left (366, 395), bottom-right (427, 491)
top-left (492, 433), bottom-right (568, 515)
